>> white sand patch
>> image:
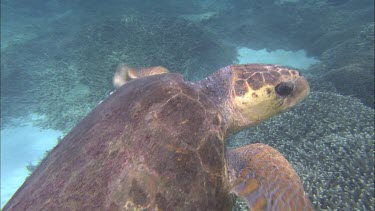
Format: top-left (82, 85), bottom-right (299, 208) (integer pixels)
top-left (237, 47), bottom-right (319, 70)
top-left (1, 122), bottom-right (62, 208)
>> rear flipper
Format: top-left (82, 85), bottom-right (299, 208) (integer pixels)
top-left (226, 143), bottom-right (313, 211)
top-left (113, 63), bottom-right (169, 88)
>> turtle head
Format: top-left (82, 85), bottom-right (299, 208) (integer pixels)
top-left (228, 64), bottom-right (309, 131)
top-left (198, 64), bottom-right (309, 133)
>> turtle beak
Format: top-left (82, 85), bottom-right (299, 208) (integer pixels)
top-left (285, 76), bottom-right (310, 108)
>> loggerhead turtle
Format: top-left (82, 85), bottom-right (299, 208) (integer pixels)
top-left (4, 64), bottom-right (312, 210)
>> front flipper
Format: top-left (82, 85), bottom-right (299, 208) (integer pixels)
top-left (226, 143), bottom-right (313, 211)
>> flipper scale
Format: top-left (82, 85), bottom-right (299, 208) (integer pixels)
top-left (227, 143), bottom-right (313, 211)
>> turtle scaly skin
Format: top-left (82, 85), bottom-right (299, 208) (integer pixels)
top-left (4, 64), bottom-right (312, 210)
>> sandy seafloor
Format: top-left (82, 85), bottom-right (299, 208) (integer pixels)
top-left (0, 48), bottom-right (318, 208)
top-left (1, 121), bottom-right (62, 207)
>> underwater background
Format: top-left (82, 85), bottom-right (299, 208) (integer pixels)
top-left (0, 0), bottom-right (373, 210)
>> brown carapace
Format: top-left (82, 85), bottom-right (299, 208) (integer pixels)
top-left (4, 64), bottom-right (313, 211)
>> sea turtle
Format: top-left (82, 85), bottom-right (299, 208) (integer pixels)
top-left (4, 64), bottom-right (312, 210)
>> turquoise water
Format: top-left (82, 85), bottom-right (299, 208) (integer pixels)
top-left (1, 0), bottom-right (373, 210)
top-left (1, 120), bottom-right (62, 207)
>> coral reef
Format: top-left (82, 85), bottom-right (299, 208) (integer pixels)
top-left (2, 1), bottom-right (374, 208)
top-left (203, 0), bottom-right (374, 107)
top-left (324, 63), bottom-right (374, 107)
top-left (77, 15), bottom-right (236, 83)
top-left (316, 22), bottom-right (375, 107)
top-left (1, 15), bottom-right (236, 132)
top-left (229, 91), bottom-right (374, 210)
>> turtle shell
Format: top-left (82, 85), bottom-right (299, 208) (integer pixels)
top-left (4, 73), bottom-right (233, 210)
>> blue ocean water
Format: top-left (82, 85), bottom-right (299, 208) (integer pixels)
top-left (1, 0), bottom-right (374, 210)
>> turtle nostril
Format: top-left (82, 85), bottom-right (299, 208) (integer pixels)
top-left (275, 82), bottom-right (294, 96)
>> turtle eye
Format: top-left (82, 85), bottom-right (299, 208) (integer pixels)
top-left (275, 82), bottom-right (294, 96)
